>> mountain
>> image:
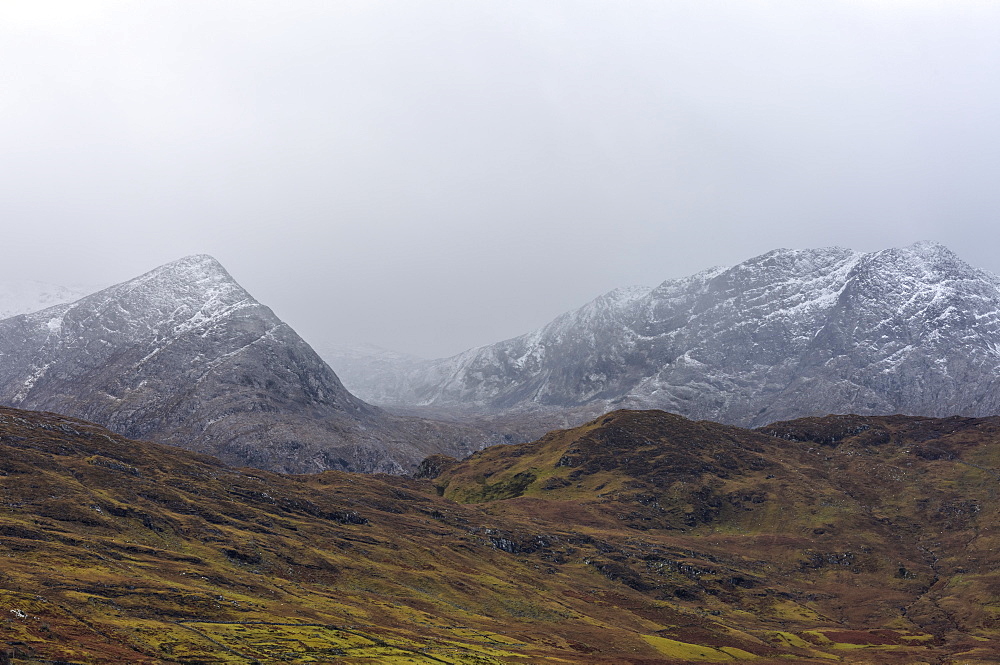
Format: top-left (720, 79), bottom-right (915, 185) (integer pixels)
top-left (0, 255), bottom-right (499, 474)
top-left (335, 242), bottom-right (1000, 427)
top-left (0, 279), bottom-right (92, 320)
top-left (2, 405), bottom-right (998, 663)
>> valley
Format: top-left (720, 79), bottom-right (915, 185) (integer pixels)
top-left (0, 245), bottom-right (999, 662)
top-left (6, 0), bottom-right (999, 660)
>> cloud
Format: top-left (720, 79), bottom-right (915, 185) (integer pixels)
top-left (1, 1), bottom-right (999, 357)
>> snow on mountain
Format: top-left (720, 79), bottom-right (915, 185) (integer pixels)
top-left (0, 255), bottom-right (497, 473)
top-left (342, 242), bottom-right (1000, 426)
top-left (0, 280), bottom-right (92, 320)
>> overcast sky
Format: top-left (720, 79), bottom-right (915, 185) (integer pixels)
top-left (2, 1), bottom-right (1000, 358)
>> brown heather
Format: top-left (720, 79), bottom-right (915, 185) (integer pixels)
top-left (0, 407), bottom-right (998, 663)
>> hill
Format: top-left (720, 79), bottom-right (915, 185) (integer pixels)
top-left (1, 406), bottom-right (998, 663)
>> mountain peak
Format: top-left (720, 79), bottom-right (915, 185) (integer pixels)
top-left (0, 255), bottom-right (491, 473)
top-left (158, 253), bottom-right (228, 273)
top-left (74, 254), bottom-right (256, 330)
top-left (905, 239), bottom-right (951, 254)
top-left (135, 253), bottom-right (239, 291)
top-left (725, 246), bottom-right (859, 277)
top-left (864, 240), bottom-right (961, 269)
top-left (856, 241), bottom-right (981, 288)
top-left (341, 242), bottom-right (1000, 428)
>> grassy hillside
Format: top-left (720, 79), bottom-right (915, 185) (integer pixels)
top-left (0, 407), bottom-right (998, 663)
top-left (434, 409), bottom-right (1000, 663)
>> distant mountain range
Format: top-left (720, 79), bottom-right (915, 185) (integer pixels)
top-left (0, 255), bottom-right (502, 473)
top-left (327, 241), bottom-right (1000, 427)
top-left (0, 279), bottom-right (92, 320)
top-left (5, 242), bottom-right (1000, 475)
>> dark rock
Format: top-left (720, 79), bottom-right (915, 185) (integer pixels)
top-left (413, 454), bottom-right (458, 479)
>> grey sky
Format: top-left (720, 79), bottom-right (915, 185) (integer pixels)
top-left (3, 1), bottom-right (999, 358)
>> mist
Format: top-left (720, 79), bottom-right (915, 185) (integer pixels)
top-left (2, 1), bottom-right (999, 357)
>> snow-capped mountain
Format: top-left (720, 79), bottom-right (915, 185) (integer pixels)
top-left (0, 280), bottom-right (92, 320)
top-left (333, 242), bottom-right (1000, 426)
top-left (0, 255), bottom-right (496, 473)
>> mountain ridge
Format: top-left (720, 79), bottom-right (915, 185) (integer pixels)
top-left (327, 241), bottom-right (1000, 428)
top-left (0, 254), bottom-right (503, 474)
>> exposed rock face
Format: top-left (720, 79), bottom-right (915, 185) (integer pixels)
top-left (332, 242), bottom-right (1000, 426)
top-left (0, 255), bottom-right (492, 473)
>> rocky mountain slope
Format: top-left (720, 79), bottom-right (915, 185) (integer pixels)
top-left (2, 405), bottom-right (998, 663)
top-left (335, 242), bottom-right (1000, 427)
top-left (0, 255), bottom-right (498, 473)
